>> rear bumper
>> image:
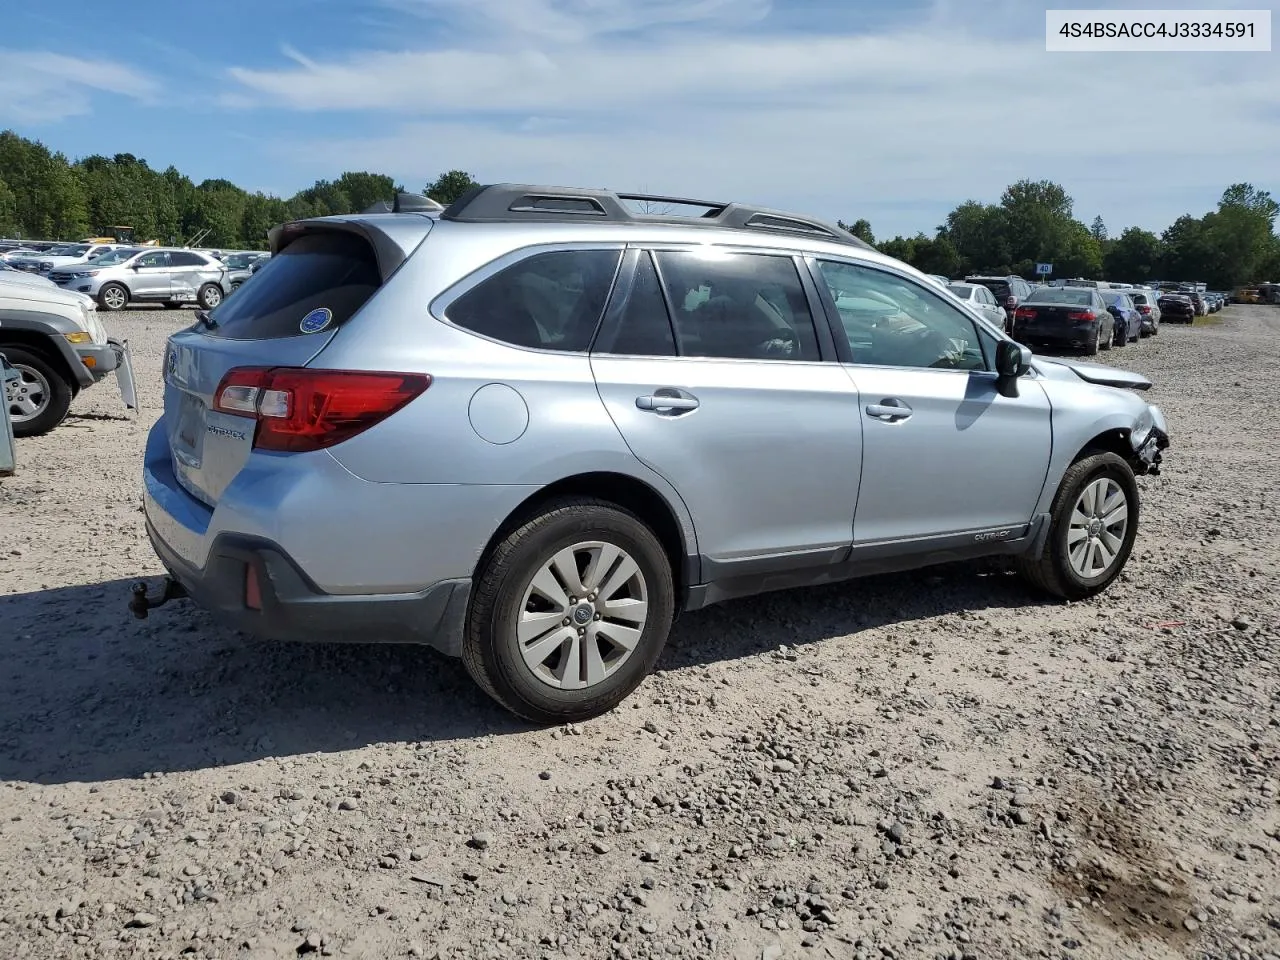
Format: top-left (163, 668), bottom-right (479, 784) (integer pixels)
top-left (1013, 323), bottom-right (1101, 349)
top-left (140, 416), bottom-right (534, 655)
top-left (145, 519), bottom-right (472, 656)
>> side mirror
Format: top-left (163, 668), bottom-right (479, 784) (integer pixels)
top-left (995, 339), bottom-right (1031, 380)
top-left (130, 263), bottom-right (141, 270)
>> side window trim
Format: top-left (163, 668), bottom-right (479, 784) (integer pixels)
top-left (430, 242), bottom-right (627, 355)
top-left (806, 255), bottom-right (996, 374)
top-left (645, 249), bottom-right (687, 356)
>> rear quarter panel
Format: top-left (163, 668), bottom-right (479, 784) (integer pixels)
top-left (309, 225), bottom-right (700, 551)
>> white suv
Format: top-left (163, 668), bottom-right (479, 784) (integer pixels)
top-left (0, 276), bottom-right (138, 435)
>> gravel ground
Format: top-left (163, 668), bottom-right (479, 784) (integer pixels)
top-left (1, 305), bottom-right (1278, 960)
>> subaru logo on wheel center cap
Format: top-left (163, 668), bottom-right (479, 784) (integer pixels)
top-left (573, 605), bottom-right (593, 624)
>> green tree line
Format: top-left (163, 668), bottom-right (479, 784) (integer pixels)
top-left (0, 130), bottom-right (479, 250)
top-left (3, 130), bottom-right (1275, 287)
top-left (841, 179), bottom-right (1280, 290)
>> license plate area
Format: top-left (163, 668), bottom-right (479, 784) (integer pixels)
top-left (174, 393), bottom-right (206, 464)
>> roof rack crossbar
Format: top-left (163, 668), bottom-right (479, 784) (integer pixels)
top-left (439, 183), bottom-right (874, 250)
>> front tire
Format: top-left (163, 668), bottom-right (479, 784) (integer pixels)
top-left (97, 283), bottom-right (129, 312)
top-left (197, 284), bottom-right (223, 310)
top-left (463, 497), bottom-right (675, 724)
top-left (2, 346), bottom-right (74, 437)
top-left (1016, 452), bottom-right (1139, 601)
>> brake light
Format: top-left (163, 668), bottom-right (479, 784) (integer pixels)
top-left (213, 367), bottom-right (431, 452)
top-left (1067, 311), bottom-right (1097, 322)
top-left (1137, 305), bottom-right (1152, 315)
top-left (1014, 307), bottom-right (1037, 320)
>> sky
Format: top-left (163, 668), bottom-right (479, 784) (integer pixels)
top-left (1, 0), bottom-right (1277, 239)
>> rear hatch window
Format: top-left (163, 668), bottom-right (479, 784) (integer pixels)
top-left (201, 231), bottom-right (380, 340)
top-left (976, 280), bottom-right (1012, 297)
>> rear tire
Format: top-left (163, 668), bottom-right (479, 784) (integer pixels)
top-left (1, 346), bottom-right (74, 437)
top-left (463, 497), bottom-right (675, 724)
top-left (1085, 330), bottom-right (1100, 355)
top-left (197, 284), bottom-right (222, 310)
top-left (1016, 452), bottom-right (1139, 602)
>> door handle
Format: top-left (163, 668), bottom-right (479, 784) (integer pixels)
top-left (865, 399), bottom-right (912, 422)
top-left (636, 394), bottom-right (699, 413)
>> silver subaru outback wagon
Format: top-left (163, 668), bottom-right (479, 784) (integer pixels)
top-left (134, 184), bottom-right (1169, 723)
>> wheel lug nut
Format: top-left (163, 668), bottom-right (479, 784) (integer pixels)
top-left (562, 618), bottom-right (570, 626)
top-left (594, 613), bottom-right (601, 620)
top-left (577, 628), bottom-right (586, 636)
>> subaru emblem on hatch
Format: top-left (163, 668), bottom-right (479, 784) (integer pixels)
top-left (299, 307), bottom-right (333, 334)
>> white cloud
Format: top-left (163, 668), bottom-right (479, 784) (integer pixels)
top-left (225, 0), bottom-right (1280, 236)
top-left (0, 52), bottom-right (158, 123)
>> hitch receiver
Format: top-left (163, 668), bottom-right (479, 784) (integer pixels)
top-left (129, 577), bottom-right (188, 619)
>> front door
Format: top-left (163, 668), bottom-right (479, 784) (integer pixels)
top-left (810, 258), bottom-right (1053, 545)
top-left (129, 250), bottom-right (172, 300)
top-left (591, 248), bottom-right (863, 577)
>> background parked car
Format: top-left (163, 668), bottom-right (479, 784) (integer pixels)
top-left (49, 247), bottom-right (230, 311)
top-left (1125, 290), bottom-right (1161, 335)
top-left (947, 281), bottom-right (1009, 331)
top-left (966, 275), bottom-right (1034, 326)
top-left (7, 242), bottom-right (124, 275)
top-left (0, 275), bottom-right (137, 435)
top-left (0, 259), bottom-right (59, 290)
top-left (1099, 291), bottom-right (1143, 346)
top-left (1157, 293), bottom-right (1196, 323)
top-left (221, 252), bottom-right (271, 292)
top-left (1012, 285), bottom-right (1116, 354)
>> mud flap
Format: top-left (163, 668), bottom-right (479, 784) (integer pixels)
top-left (110, 338), bottom-right (139, 412)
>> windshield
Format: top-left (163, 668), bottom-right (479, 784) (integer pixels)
top-left (48, 244), bottom-right (89, 256)
top-left (1029, 287), bottom-right (1094, 305)
top-left (947, 284), bottom-right (975, 297)
top-left (87, 248), bottom-right (140, 266)
top-left (223, 254), bottom-right (259, 269)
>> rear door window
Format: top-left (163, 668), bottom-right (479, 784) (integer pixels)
top-left (202, 231), bottom-right (381, 340)
top-left (169, 251), bottom-right (209, 268)
top-left (653, 250), bottom-right (821, 361)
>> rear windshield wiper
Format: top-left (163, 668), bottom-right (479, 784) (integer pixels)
top-left (194, 309), bottom-right (218, 331)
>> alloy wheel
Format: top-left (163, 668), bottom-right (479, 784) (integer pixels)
top-left (516, 541), bottom-right (650, 690)
top-left (1067, 477), bottom-right (1129, 579)
top-left (4, 363), bottom-right (50, 422)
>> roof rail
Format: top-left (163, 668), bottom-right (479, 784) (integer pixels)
top-left (438, 183), bottom-right (874, 250)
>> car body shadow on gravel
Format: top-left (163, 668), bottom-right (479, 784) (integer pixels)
top-left (0, 562), bottom-right (1051, 785)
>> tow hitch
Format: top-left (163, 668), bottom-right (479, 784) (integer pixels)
top-left (129, 577), bottom-right (188, 619)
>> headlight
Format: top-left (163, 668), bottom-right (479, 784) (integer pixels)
top-left (63, 331), bottom-right (93, 344)
top-left (1130, 409), bottom-right (1154, 449)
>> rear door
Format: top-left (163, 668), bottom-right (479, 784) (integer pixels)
top-left (590, 247), bottom-right (862, 577)
top-left (164, 229), bottom-right (390, 507)
top-left (167, 251), bottom-right (209, 303)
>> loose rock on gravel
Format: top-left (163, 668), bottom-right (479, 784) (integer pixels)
top-left (1, 306), bottom-right (1278, 959)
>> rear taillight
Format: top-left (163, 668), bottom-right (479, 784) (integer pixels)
top-left (1014, 307), bottom-right (1037, 320)
top-left (213, 367), bottom-right (431, 452)
top-left (1067, 311), bottom-right (1097, 322)
top-left (1137, 305), bottom-right (1152, 315)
